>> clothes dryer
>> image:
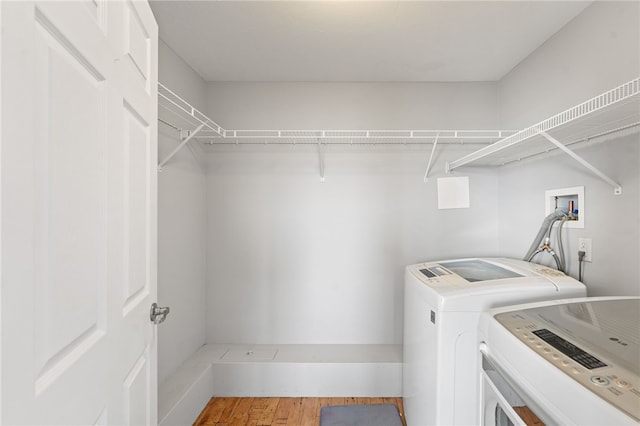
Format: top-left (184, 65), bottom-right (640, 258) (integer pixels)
top-left (402, 258), bottom-right (586, 426)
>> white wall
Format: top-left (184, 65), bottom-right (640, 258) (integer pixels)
top-left (157, 40), bottom-right (208, 385)
top-left (202, 0), bottom-right (640, 344)
top-left (159, 0), bottom-right (639, 353)
top-left (203, 82), bottom-right (501, 344)
top-left (159, 40), bottom-right (208, 113)
top-left (496, 1), bottom-right (640, 297)
top-left (207, 82), bottom-right (499, 129)
top-left (499, 1), bottom-right (640, 128)
top-left (497, 136), bottom-right (639, 296)
top-left (205, 145), bottom-right (501, 344)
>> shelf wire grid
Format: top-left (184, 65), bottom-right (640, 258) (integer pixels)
top-left (448, 78), bottom-right (640, 169)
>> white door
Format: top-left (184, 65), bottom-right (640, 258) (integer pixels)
top-left (1, 1), bottom-right (159, 424)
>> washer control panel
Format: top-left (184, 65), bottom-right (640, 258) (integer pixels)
top-left (495, 311), bottom-right (640, 422)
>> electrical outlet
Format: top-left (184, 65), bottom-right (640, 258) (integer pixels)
top-left (578, 238), bottom-right (592, 262)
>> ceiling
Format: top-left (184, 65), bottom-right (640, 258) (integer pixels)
top-left (150, 1), bottom-right (592, 82)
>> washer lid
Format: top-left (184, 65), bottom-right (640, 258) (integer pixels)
top-left (438, 259), bottom-right (524, 282)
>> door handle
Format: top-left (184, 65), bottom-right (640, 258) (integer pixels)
top-left (150, 302), bottom-right (170, 324)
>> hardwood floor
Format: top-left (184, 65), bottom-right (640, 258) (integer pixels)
top-left (193, 397), bottom-right (406, 426)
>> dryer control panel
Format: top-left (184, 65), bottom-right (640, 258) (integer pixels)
top-left (495, 299), bottom-right (640, 422)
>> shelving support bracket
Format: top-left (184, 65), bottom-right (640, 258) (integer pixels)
top-left (423, 133), bottom-right (439, 182)
top-left (540, 132), bottom-right (622, 195)
top-left (158, 123), bottom-right (206, 171)
top-left (318, 140), bottom-right (325, 183)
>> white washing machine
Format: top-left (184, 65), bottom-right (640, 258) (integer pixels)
top-left (478, 297), bottom-right (639, 425)
top-left (402, 257), bottom-right (586, 426)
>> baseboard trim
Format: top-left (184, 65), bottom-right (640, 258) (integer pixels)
top-left (158, 344), bottom-right (402, 425)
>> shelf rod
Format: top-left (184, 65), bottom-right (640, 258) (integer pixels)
top-left (540, 132), bottom-right (622, 195)
top-left (423, 133), bottom-right (439, 182)
top-left (158, 123), bottom-right (206, 171)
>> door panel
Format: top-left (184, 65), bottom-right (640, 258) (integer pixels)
top-left (33, 7), bottom-right (108, 393)
top-left (124, 2), bottom-right (151, 85)
top-left (1, 1), bottom-right (158, 424)
top-left (123, 100), bottom-right (152, 312)
top-left (123, 349), bottom-right (152, 426)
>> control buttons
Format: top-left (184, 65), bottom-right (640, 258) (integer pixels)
top-left (590, 376), bottom-right (611, 387)
top-left (573, 353), bottom-right (608, 369)
top-left (561, 360), bottom-right (570, 367)
top-left (551, 353), bottom-right (560, 360)
top-left (542, 347), bottom-right (552, 353)
top-left (570, 367), bottom-right (582, 375)
top-left (614, 379), bottom-right (633, 390)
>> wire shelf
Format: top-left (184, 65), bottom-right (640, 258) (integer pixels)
top-left (158, 83), bottom-right (514, 147)
top-left (158, 77), bottom-right (639, 188)
top-left (447, 78), bottom-right (640, 169)
top-left (194, 129), bottom-right (515, 145)
top-left (158, 82), bottom-right (224, 137)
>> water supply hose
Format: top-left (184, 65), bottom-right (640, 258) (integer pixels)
top-left (526, 237), bottom-right (564, 272)
top-left (556, 216), bottom-right (569, 272)
top-left (523, 210), bottom-right (566, 263)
